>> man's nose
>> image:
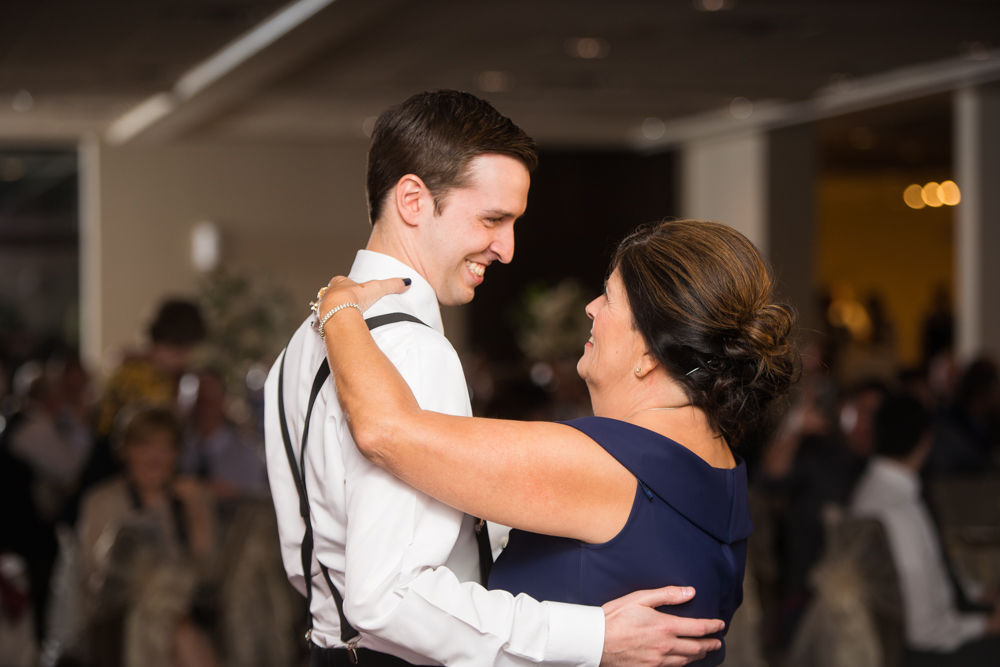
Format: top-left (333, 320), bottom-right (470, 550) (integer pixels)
top-left (489, 223), bottom-right (515, 264)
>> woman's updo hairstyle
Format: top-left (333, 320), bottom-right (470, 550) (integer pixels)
top-left (612, 220), bottom-right (798, 446)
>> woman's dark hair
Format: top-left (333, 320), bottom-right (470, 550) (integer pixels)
top-left (121, 406), bottom-right (182, 450)
top-left (611, 220), bottom-right (799, 446)
top-left (148, 299), bottom-right (206, 347)
top-left (366, 90), bottom-right (538, 224)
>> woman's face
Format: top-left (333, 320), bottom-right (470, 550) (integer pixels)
top-left (577, 269), bottom-right (648, 392)
top-left (122, 432), bottom-right (178, 493)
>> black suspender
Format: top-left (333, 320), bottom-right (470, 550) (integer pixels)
top-left (277, 310), bottom-right (495, 651)
top-left (277, 312), bottom-right (428, 645)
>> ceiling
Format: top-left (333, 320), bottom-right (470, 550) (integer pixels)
top-left (1, 0), bottom-right (999, 147)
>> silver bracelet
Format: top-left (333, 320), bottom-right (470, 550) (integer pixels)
top-left (318, 302), bottom-right (363, 339)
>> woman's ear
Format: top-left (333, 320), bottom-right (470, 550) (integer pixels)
top-left (394, 174), bottom-right (432, 227)
top-left (635, 351), bottom-right (660, 378)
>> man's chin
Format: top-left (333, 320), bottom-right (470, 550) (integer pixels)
top-left (439, 291), bottom-right (476, 307)
top-left (435, 282), bottom-right (477, 307)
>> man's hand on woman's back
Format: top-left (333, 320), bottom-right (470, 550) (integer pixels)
top-left (601, 587), bottom-right (724, 667)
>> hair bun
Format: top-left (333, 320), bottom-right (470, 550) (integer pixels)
top-left (613, 219), bottom-right (800, 446)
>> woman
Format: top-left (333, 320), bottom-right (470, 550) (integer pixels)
top-left (77, 407), bottom-right (218, 667)
top-left (316, 220), bottom-right (797, 666)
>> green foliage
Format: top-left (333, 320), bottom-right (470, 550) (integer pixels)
top-left (195, 269), bottom-right (294, 397)
top-left (513, 279), bottom-right (595, 361)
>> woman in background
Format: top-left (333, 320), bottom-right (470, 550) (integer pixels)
top-left (77, 407), bottom-right (217, 667)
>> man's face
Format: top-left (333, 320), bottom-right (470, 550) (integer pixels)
top-left (420, 154), bottom-right (530, 306)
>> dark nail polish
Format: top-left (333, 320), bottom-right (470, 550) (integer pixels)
top-left (403, 278), bottom-right (412, 286)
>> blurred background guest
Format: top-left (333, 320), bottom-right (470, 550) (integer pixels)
top-left (179, 370), bottom-right (267, 501)
top-left (0, 359), bottom-right (94, 646)
top-left (83, 301), bottom-right (206, 494)
top-left (927, 359), bottom-right (1000, 476)
top-left (851, 395), bottom-right (1000, 666)
top-left (76, 407), bottom-right (218, 667)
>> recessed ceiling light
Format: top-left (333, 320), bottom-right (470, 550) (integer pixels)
top-left (730, 97), bottom-right (753, 119)
top-left (642, 117), bottom-right (665, 140)
top-left (694, 0), bottom-right (733, 12)
top-left (477, 71), bottom-right (516, 93)
top-left (565, 38), bottom-right (609, 59)
top-left (12, 89), bottom-right (33, 112)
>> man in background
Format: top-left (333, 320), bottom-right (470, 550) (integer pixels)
top-left (851, 395), bottom-right (1000, 666)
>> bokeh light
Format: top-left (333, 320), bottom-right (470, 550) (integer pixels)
top-left (565, 38), bottom-right (610, 59)
top-left (921, 182), bottom-right (943, 207)
top-left (477, 70), bottom-right (516, 93)
top-left (641, 117), bottom-right (665, 140)
top-left (12, 89), bottom-right (33, 112)
top-left (730, 97), bottom-right (753, 119)
top-left (939, 180), bottom-right (961, 205)
top-left (903, 184), bottom-right (925, 209)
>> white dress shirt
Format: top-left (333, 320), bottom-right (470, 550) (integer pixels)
top-left (850, 457), bottom-right (987, 652)
top-left (264, 250), bottom-right (604, 666)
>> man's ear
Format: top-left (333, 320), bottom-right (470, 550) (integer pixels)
top-left (394, 174), bottom-right (432, 227)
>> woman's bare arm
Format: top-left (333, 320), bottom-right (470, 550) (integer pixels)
top-left (318, 277), bottom-right (634, 544)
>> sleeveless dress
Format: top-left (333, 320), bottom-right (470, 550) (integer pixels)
top-left (488, 417), bottom-right (753, 667)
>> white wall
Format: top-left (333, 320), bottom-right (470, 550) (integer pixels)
top-left (680, 131), bottom-right (768, 252)
top-left (81, 139), bottom-right (375, 371)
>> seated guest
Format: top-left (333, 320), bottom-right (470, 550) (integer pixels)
top-left (77, 407), bottom-right (218, 667)
top-left (928, 358), bottom-right (999, 476)
top-left (83, 301), bottom-right (207, 494)
top-left (180, 371), bottom-right (266, 500)
top-left (759, 378), bottom-right (884, 646)
top-left (851, 395), bottom-right (1000, 666)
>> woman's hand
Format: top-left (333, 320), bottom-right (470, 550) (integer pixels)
top-left (317, 275), bottom-right (411, 320)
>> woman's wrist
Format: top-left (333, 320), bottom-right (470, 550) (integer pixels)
top-left (317, 301), bottom-right (363, 339)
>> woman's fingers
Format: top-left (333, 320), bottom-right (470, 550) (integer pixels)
top-left (354, 277), bottom-right (412, 311)
top-left (320, 276), bottom-right (412, 315)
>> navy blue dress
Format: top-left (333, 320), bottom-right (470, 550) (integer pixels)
top-left (488, 417), bottom-right (753, 667)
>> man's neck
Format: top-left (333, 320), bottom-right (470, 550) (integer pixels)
top-left (366, 220), bottom-right (429, 284)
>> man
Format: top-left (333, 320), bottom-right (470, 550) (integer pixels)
top-left (265, 91), bottom-right (723, 667)
top-left (850, 395), bottom-right (1000, 666)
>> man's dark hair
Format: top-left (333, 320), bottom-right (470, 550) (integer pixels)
top-left (148, 299), bottom-right (206, 347)
top-left (365, 90), bottom-right (538, 224)
top-left (874, 394), bottom-right (931, 458)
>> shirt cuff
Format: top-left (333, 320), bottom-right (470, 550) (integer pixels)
top-left (543, 601), bottom-right (605, 667)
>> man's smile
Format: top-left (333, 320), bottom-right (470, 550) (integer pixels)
top-left (465, 260), bottom-right (486, 277)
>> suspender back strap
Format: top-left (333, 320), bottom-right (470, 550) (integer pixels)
top-left (278, 312), bottom-right (428, 644)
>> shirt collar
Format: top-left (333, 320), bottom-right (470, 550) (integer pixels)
top-left (869, 456), bottom-right (921, 499)
top-left (348, 249), bottom-right (444, 335)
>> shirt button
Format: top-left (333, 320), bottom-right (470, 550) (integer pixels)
top-left (500, 536), bottom-right (508, 549)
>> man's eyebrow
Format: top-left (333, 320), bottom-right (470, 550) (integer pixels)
top-left (480, 208), bottom-right (517, 218)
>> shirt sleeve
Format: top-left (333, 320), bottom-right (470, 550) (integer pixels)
top-left (339, 328), bottom-right (604, 667)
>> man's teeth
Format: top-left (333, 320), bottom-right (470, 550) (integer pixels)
top-left (466, 261), bottom-right (485, 277)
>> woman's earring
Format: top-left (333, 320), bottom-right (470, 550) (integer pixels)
top-left (635, 367), bottom-right (641, 375)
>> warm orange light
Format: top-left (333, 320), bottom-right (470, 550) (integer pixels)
top-left (922, 182), bottom-right (943, 207)
top-left (904, 184), bottom-right (926, 209)
top-left (939, 180), bottom-right (961, 206)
